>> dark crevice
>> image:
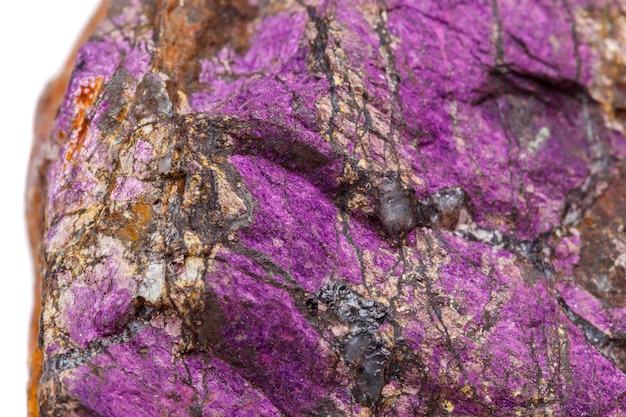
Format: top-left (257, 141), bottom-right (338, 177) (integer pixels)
top-left (557, 296), bottom-right (626, 374)
top-left (560, 0), bottom-right (582, 83)
top-left (224, 242), bottom-right (301, 289)
top-left (507, 33), bottom-right (560, 71)
top-left (220, 242), bottom-right (328, 323)
top-left (41, 302), bottom-right (154, 383)
top-left (456, 226), bottom-right (554, 272)
top-left (375, 1), bottom-right (409, 169)
top-left (473, 66), bottom-right (586, 106)
top-left (491, 0), bottom-right (505, 68)
top-left (307, 6), bottom-right (339, 142)
top-left (336, 212), bottom-right (367, 284)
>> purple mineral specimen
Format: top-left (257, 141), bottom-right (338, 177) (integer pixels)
top-left (27, 0), bottom-right (626, 416)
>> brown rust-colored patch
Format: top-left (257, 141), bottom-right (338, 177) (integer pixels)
top-left (577, 5), bottom-right (626, 133)
top-left (63, 77), bottom-right (105, 167)
top-left (110, 202), bottom-right (154, 244)
top-left (575, 161), bottom-right (626, 307)
top-left (26, 348), bottom-right (43, 417)
top-left (75, 78), bottom-right (104, 107)
top-left (152, 0), bottom-right (258, 91)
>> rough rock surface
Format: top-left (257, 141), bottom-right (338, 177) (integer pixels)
top-left (27, 0), bottom-right (626, 416)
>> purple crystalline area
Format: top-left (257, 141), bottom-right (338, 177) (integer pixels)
top-left (31, 0), bottom-right (626, 416)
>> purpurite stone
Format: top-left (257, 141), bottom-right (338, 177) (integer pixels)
top-left (26, 0), bottom-right (626, 415)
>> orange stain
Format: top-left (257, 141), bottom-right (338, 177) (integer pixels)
top-left (114, 203), bottom-right (153, 243)
top-left (27, 348), bottom-right (43, 416)
top-left (63, 77), bottom-right (104, 169)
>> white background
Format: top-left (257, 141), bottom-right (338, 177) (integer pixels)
top-left (0, 1), bottom-right (100, 413)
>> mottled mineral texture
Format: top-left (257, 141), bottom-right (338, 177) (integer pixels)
top-left (26, 0), bottom-right (626, 415)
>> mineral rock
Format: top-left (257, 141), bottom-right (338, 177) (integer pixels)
top-left (27, 0), bottom-right (626, 416)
